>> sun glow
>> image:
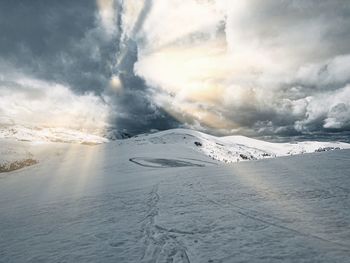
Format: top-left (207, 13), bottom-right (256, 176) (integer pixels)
top-left (135, 37), bottom-right (256, 130)
top-left (109, 74), bottom-right (123, 92)
top-left (96, 0), bottom-right (117, 36)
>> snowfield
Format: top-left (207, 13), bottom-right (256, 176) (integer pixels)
top-left (0, 141), bottom-right (37, 173)
top-left (134, 129), bottom-right (350, 163)
top-left (1, 128), bottom-right (350, 262)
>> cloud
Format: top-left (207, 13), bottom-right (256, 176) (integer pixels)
top-left (0, 0), bottom-right (179, 134)
top-left (96, 0), bottom-right (118, 36)
top-left (1, 0), bottom-right (350, 136)
top-left (0, 0), bottom-right (115, 94)
top-left (0, 74), bottom-right (109, 134)
top-left (295, 55), bottom-right (350, 88)
top-left (134, 0), bottom-right (350, 135)
top-left (294, 85), bottom-right (350, 132)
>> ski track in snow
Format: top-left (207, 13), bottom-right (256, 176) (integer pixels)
top-left (140, 184), bottom-right (191, 263)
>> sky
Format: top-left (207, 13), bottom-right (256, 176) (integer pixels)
top-left (1, 0), bottom-right (350, 137)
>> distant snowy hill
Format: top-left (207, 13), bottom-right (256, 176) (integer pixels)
top-left (125, 129), bottom-right (350, 163)
top-left (1, 128), bottom-right (350, 173)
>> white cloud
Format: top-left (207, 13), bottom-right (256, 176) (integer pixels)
top-left (96, 0), bottom-right (118, 36)
top-left (295, 85), bottom-right (350, 131)
top-left (139, 0), bottom-right (223, 51)
top-left (296, 55), bottom-right (350, 87)
top-left (0, 75), bottom-right (110, 134)
top-left (132, 0), bottom-right (350, 135)
top-left (2, 0), bottom-right (349, 136)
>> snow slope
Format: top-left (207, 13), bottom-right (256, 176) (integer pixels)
top-left (127, 128), bottom-right (350, 163)
top-left (2, 127), bottom-right (349, 165)
top-left (1, 128), bottom-right (350, 262)
top-left (0, 140), bottom-right (37, 173)
top-left (1, 128), bottom-right (349, 174)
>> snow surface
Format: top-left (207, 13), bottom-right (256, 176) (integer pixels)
top-left (0, 140), bottom-right (37, 173)
top-left (129, 129), bottom-right (350, 163)
top-left (1, 128), bottom-right (350, 262)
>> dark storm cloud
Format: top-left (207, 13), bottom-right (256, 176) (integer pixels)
top-left (0, 0), bottom-right (179, 134)
top-left (109, 38), bottom-right (179, 134)
top-left (1, 0), bottom-right (350, 137)
top-left (238, 0), bottom-right (350, 135)
top-left (0, 0), bottom-right (112, 93)
top-left (135, 0), bottom-right (350, 136)
top-left (238, 0), bottom-right (350, 62)
top-left (107, 0), bottom-right (179, 134)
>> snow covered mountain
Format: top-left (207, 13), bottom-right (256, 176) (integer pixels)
top-left (1, 127), bottom-right (350, 173)
top-left (1, 128), bottom-right (350, 262)
top-left (129, 129), bottom-right (350, 163)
